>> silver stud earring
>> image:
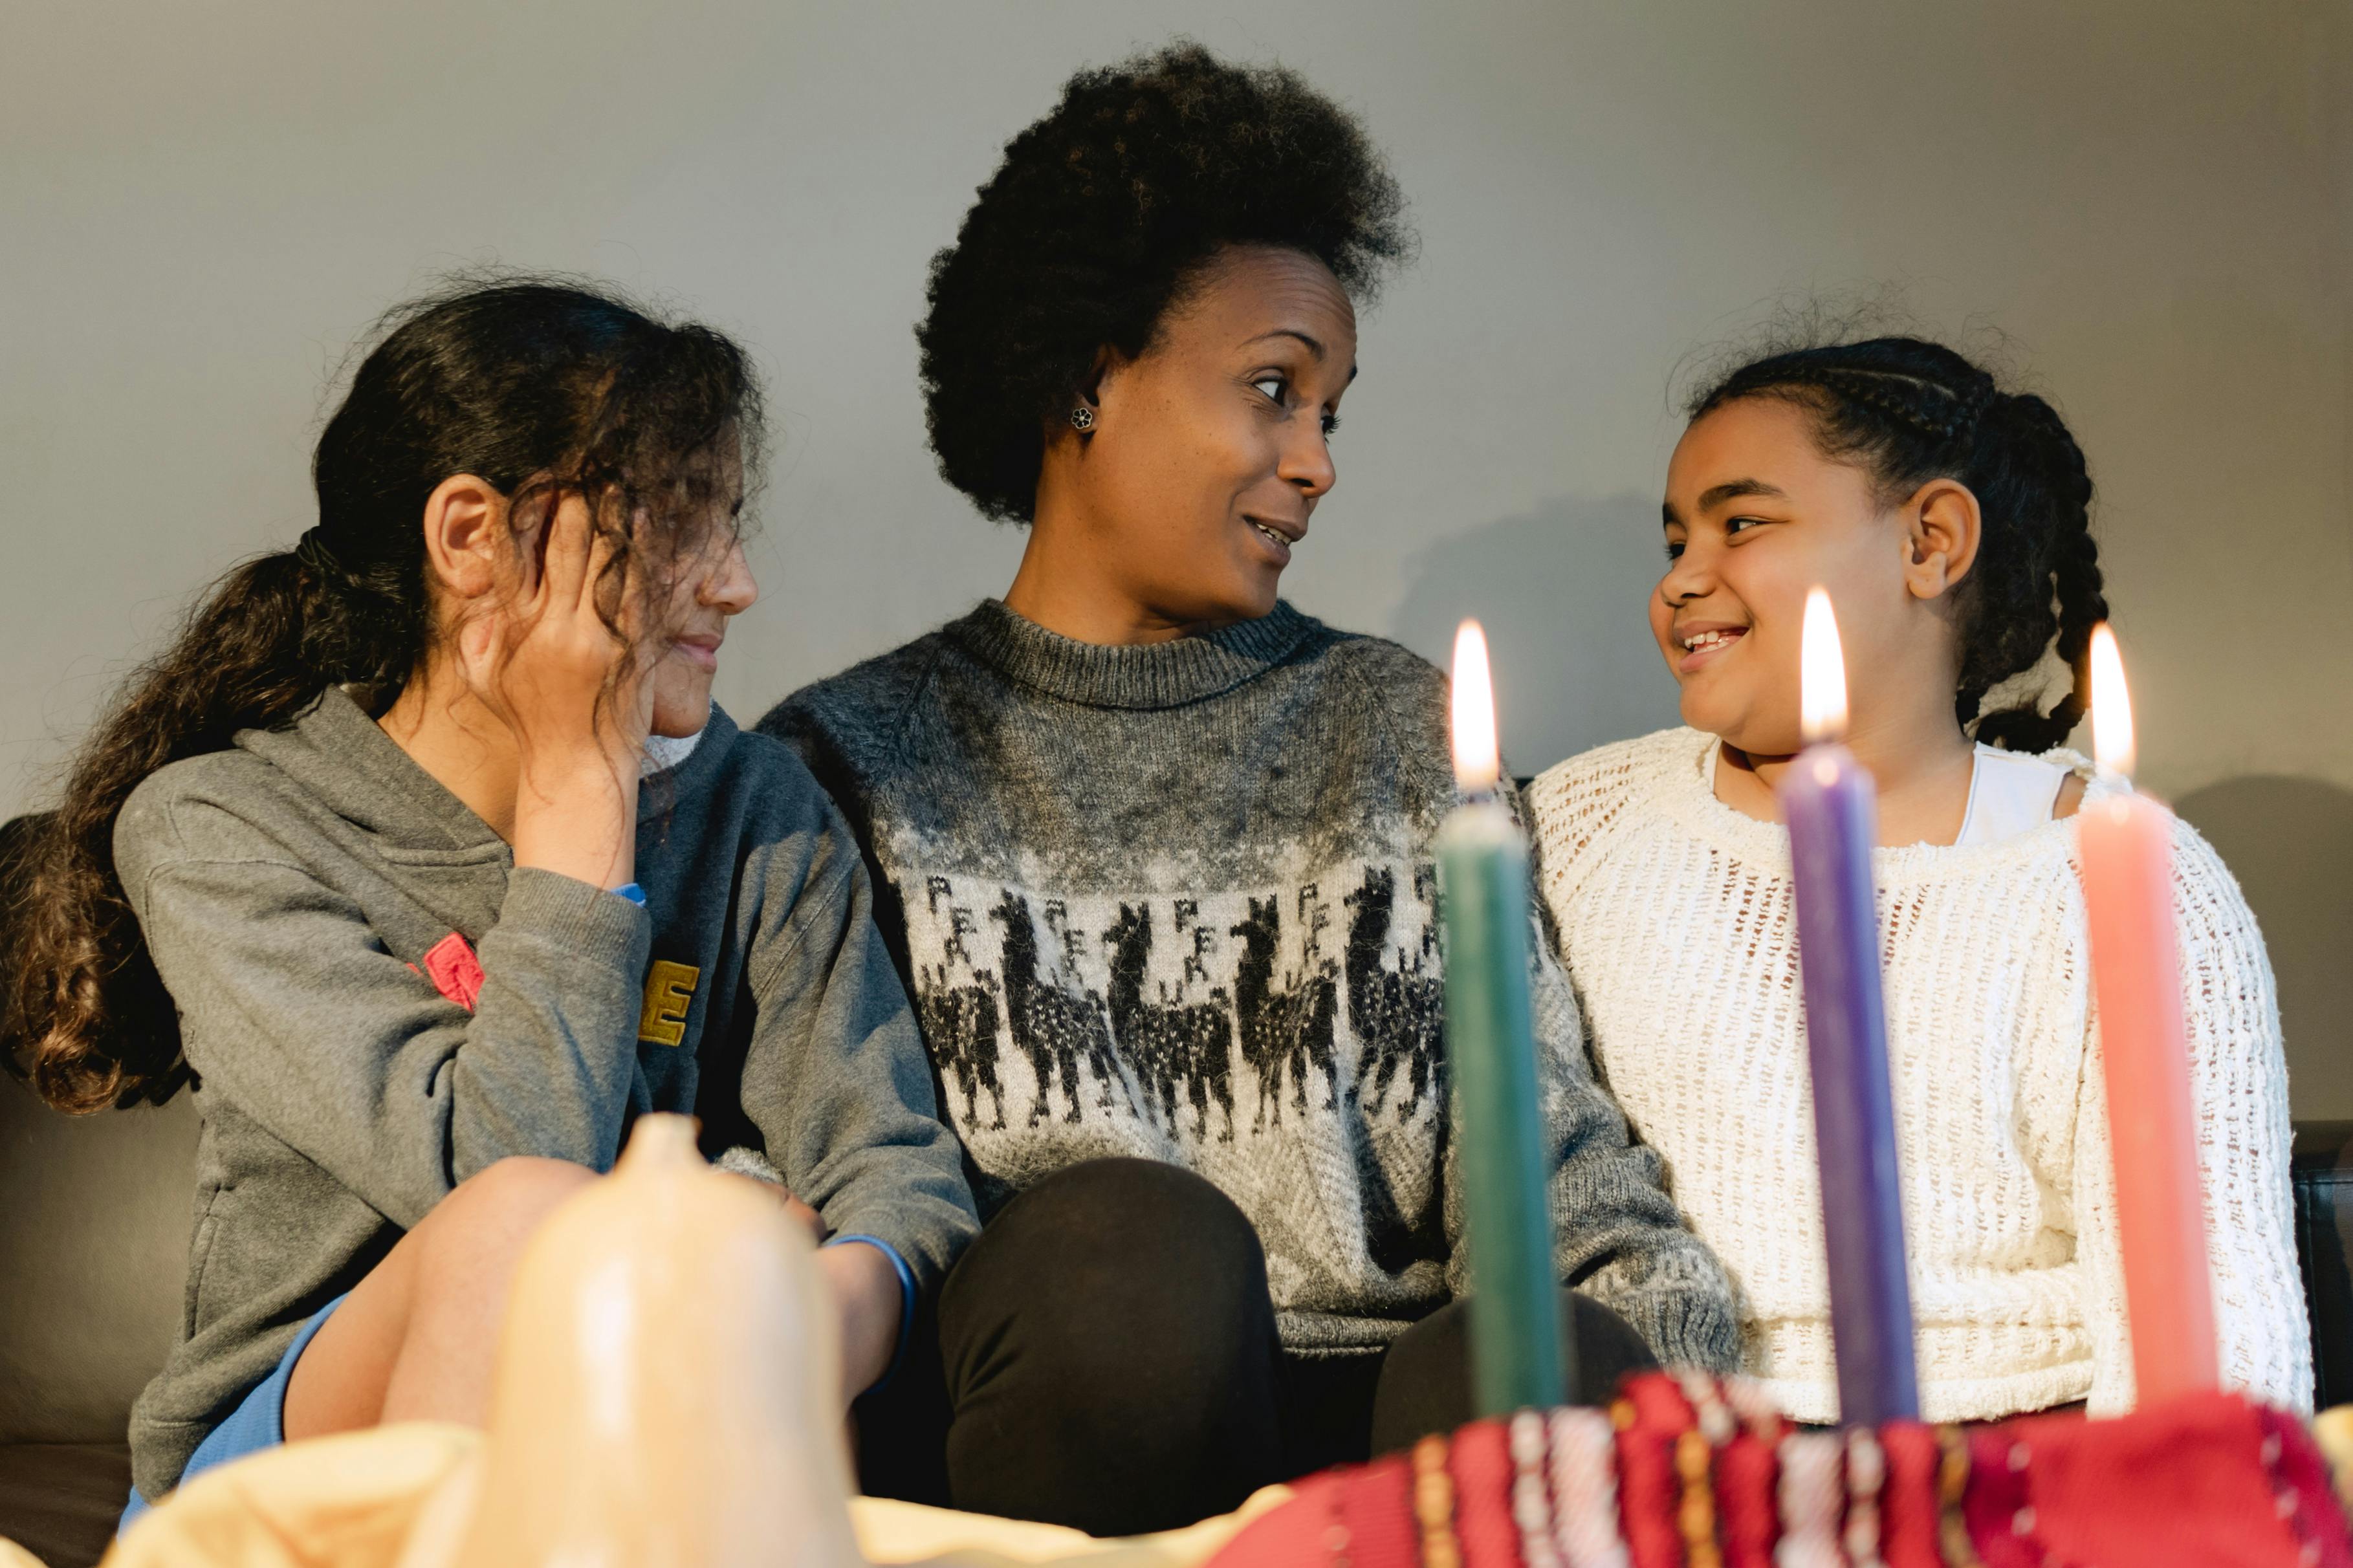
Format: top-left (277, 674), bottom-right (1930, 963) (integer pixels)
top-left (1069, 406), bottom-right (1096, 433)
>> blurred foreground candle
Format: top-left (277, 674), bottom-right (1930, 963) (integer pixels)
top-left (1438, 620), bottom-right (1568, 1415)
top-left (1778, 588), bottom-right (1920, 1426)
top-left (2075, 624), bottom-right (2216, 1407)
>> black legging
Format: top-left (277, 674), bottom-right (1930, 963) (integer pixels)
top-left (856, 1157), bottom-right (1657, 1535)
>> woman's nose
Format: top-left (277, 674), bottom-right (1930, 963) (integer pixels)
top-left (1277, 423), bottom-right (1336, 499)
top-left (702, 538), bottom-right (760, 613)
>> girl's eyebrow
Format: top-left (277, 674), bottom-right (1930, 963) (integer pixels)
top-left (1698, 478), bottom-right (1786, 510)
top-left (1663, 477), bottom-right (1788, 529)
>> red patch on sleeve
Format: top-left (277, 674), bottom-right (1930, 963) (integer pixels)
top-left (415, 931), bottom-right (485, 1012)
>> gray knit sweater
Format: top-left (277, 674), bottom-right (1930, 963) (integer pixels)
top-left (761, 600), bottom-right (1737, 1366)
top-left (115, 689), bottom-right (978, 1500)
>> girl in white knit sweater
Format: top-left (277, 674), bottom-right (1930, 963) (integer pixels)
top-left (1528, 336), bottom-right (2309, 1422)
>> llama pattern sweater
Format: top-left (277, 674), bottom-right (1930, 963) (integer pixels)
top-left (1528, 726), bottom-right (2310, 1422)
top-left (761, 600), bottom-right (1738, 1366)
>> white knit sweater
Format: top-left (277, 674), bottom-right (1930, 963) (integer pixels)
top-left (1528, 726), bottom-right (2310, 1422)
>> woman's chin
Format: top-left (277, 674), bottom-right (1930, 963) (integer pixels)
top-left (1228, 565), bottom-right (1284, 622)
top-left (649, 679), bottom-right (715, 739)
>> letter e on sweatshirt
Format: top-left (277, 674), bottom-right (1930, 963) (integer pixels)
top-left (638, 959), bottom-right (701, 1047)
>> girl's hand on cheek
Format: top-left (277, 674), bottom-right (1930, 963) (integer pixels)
top-left (462, 493), bottom-right (653, 779)
top-left (466, 490), bottom-right (650, 889)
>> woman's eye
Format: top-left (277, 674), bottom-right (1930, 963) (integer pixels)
top-left (1724, 515), bottom-right (1767, 536)
top-left (1320, 412), bottom-right (1341, 437)
top-left (1663, 541), bottom-right (1686, 561)
top-left (1251, 375), bottom-right (1287, 404)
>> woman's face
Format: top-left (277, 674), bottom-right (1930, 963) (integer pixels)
top-left (1060, 245), bottom-right (1359, 626)
top-left (1654, 397), bottom-right (1928, 756)
top-left (641, 486), bottom-right (757, 739)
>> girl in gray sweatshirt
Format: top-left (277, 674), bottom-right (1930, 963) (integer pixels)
top-left (12, 279), bottom-right (977, 1513)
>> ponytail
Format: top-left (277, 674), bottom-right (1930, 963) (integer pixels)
top-left (13, 550), bottom-right (415, 1110)
top-left (1688, 337), bottom-right (2105, 754)
top-left (10, 275), bottom-right (760, 1113)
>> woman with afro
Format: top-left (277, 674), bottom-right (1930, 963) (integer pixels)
top-left (763, 44), bottom-right (1737, 1533)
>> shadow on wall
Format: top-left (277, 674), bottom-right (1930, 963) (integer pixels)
top-left (1391, 494), bottom-right (1683, 774)
top-left (2174, 776), bottom-right (2353, 1122)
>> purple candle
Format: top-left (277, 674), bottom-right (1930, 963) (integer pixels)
top-left (1777, 587), bottom-right (1919, 1426)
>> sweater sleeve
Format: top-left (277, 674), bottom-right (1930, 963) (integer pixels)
top-left (2072, 818), bottom-right (2312, 1413)
top-left (732, 789), bottom-right (980, 1294)
top-left (121, 796), bottom-right (651, 1232)
top-left (1443, 781), bottom-right (1744, 1374)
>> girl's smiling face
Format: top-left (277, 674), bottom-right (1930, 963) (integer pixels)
top-left (1655, 396), bottom-right (1972, 758)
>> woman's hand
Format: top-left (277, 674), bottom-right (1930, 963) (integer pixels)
top-left (458, 491), bottom-right (652, 891)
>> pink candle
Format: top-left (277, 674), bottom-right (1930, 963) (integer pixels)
top-left (2075, 624), bottom-right (2217, 1406)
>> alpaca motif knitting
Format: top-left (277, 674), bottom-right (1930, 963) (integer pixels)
top-left (763, 602), bottom-right (1739, 1366)
top-left (1527, 726), bottom-right (2311, 1422)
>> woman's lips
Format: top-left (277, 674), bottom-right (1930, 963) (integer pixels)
top-left (1244, 516), bottom-right (1296, 569)
top-left (672, 635), bottom-right (723, 673)
top-left (1675, 626), bottom-right (1746, 677)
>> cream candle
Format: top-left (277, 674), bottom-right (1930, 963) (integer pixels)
top-left (2075, 624), bottom-right (2217, 1407)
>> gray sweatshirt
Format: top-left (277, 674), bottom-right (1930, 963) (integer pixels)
top-left (115, 688), bottom-right (978, 1501)
top-left (761, 600), bottom-right (1738, 1368)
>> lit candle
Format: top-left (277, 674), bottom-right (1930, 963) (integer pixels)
top-left (1778, 588), bottom-right (1920, 1426)
top-left (1439, 620), bottom-right (1569, 1415)
top-left (2075, 624), bottom-right (2216, 1406)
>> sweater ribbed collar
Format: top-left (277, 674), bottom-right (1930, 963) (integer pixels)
top-left (945, 598), bottom-right (1318, 711)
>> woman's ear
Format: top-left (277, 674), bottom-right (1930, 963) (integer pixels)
top-left (1901, 478), bottom-right (1982, 604)
top-left (1043, 347), bottom-right (1121, 455)
top-left (419, 474), bottom-right (509, 601)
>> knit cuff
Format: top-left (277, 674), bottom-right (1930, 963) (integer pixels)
top-left (1612, 1287), bottom-right (1744, 1375)
top-left (498, 867), bottom-right (653, 970)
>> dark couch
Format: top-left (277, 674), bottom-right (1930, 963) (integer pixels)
top-left (4, 822), bottom-right (2350, 1568)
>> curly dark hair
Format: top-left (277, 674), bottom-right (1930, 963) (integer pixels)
top-left (1688, 336), bottom-right (2107, 754)
top-left (917, 42), bottom-right (1413, 522)
top-left (11, 276), bottom-right (762, 1113)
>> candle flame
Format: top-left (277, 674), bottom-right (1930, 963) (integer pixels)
top-left (2088, 623), bottom-right (2135, 778)
top-left (1450, 619), bottom-right (1501, 792)
top-left (1799, 587), bottom-right (1848, 745)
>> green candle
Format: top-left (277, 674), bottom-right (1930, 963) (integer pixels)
top-left (1439, 621), bottom-right (1568, 1416)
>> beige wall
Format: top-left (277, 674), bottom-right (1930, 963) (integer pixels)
top-left (5, 2), bottom-right (2349, 1109)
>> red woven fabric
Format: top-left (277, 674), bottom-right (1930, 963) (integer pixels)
top-left (1335, 1455), bottom-right (1421, 1568)
top-left (1974, 1393), bottom-right (2347, 1568)
top-left (2262, 1406), bottom-right (2353, 1568)
top-left (1203, 1385), bottom-right (2353, 1568)
top-left (1447, 1421), bottom-right (1518, 1568)
top-left (1214, 1471), bottom-right (1344, 1568)
top-left (1876, 1422), bottom-right (1941, 1568)
top-left (1621, 1375), bottom-right (1696, 1435)
top-left (1613, 1377), bottom-right (1693, 1568)
top-left (1712, 1432), bottom-right (1776, 1568)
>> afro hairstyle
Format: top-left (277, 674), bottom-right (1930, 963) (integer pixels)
top-left (915, 42), bottom-right (1412, 523)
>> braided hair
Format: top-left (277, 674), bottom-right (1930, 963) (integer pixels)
top-left (1687, 337), bottom-right (2107, 752)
